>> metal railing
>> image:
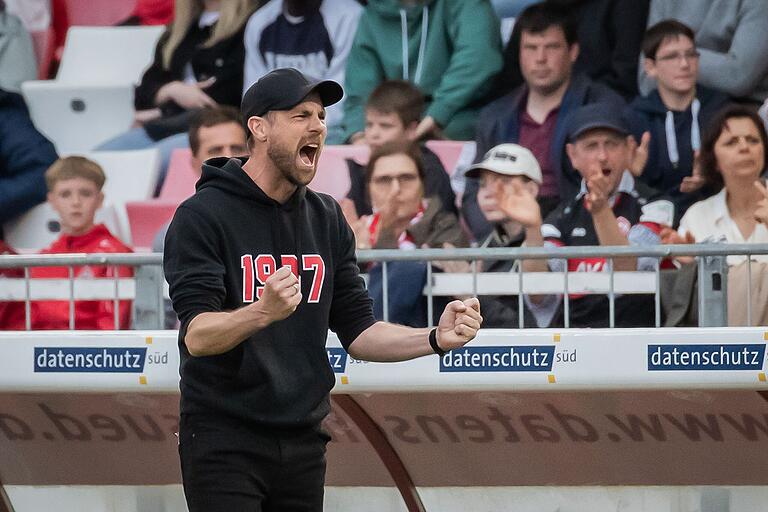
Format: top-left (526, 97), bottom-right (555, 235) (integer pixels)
top-left (1, 243), bottom-right (767, 330)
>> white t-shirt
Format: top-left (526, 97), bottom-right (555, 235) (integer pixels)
top-left (678, 188), bottom-right (768, 265)
top-left (243, 0), bottom-right (362, 130)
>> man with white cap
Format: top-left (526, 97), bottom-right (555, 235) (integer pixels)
top-left (461, 143), bottom-right (544, 327)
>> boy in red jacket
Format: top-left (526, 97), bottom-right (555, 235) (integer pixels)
top-left (31, 157), bottom-right (133, 330)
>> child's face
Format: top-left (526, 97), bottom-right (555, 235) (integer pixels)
top-left (644, 35), bottom-right (698, 96)
top-left (47, 177), bottom-right (103, 235)
top-left (364, 109), bottom-right (413, 150)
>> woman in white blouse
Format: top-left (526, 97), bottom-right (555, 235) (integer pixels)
top-left (674, 105), bottom-right (768, 325)
top-left (678, 105), bottom-right (768, 262)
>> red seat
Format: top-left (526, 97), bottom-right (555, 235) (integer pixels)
top-left (159, 149), bottom-right (198, 202)
top-left (425, 140), bottom-right (469, 175)
top-left (161, 145), bottom-right (370, 203)
top-left (65, 0), bottom-right (137, 26)
top-left (30, 28), bottom-right (54, 79)
top-left (312, 145), bottom-right (369, 200)
top-left (125, 200), bottom-right (179, 251)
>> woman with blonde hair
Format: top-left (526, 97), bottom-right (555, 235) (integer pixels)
top-left (98, 0), bottom-right (257, 192)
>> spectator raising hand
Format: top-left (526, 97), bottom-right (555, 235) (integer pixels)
top-left (629, 131), bottom-right (651, 177)
top-left (340, 198), bottom-right (371, 250)
top-left (584, 164), bottom-right (613, 214)
top-left (679, 151), bottom-right (704, 194)
top-left (660, 227), bottom-right (695, 246)
top-left (660, 227), bottom-right (695, 265)
top-left (495, 178), bottom-right (542, 228)
top-left (753, 180), bottom-right (768, 225)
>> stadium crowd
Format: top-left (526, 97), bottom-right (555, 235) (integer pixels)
top-left (1, 0), bottom-right (768, 330)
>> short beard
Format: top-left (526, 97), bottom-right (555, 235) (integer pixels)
top-left (267, 140), bottom-right (305, 187)
top-left (531, 75), bottom-right (569, 97)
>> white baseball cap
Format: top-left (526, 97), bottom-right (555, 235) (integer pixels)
top-left (464, 143), bottom-right (542, 185)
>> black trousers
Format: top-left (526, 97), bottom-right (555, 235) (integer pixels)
top-left (179, 414), bottom-right (330, 512)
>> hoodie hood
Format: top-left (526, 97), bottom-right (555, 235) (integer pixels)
top-left (196, 156), bottom-right (306, 211)
top-left (630, 85), bottom-right (719, 116)
top-left (628, 86), bottom-right (722, 169)
top-left (196, 156), bottom-right (307, 274)
top-left (366, 0), bottom-right (435, 84)
top-left (367, 0), bottom-right (435, 18)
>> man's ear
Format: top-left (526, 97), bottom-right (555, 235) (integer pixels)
top-left (247, 115), bottom-right (269, 143)
top-left (96, 191), bottom-right (104, 210)
top-left (643, 57), bottom-right (658, 79)
top-left (189, 154), bottom-right (203, 174)
top-left (404, 121), bottom-right (418, 141)
top-left (565, 142), bottom-right (583, 175)
top-left (565, 142), bottom-right (576, 164)
top-left (569, 42), bottom-right (580, 64)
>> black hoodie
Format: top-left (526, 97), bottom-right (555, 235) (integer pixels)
top-left (163, 157), bottom-right (375, 429)
top-left (624, 85), bottom-right (727, 224)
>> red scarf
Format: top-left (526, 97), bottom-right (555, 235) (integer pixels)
top-left (367, 204), bottom-right (425, 249)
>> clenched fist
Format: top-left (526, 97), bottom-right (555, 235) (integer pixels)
top-left (435, 298), bottom-right (483, 352)
top-left (256, 266), bottom-right (302, 324)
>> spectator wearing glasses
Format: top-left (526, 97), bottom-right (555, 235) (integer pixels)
top-left (639, 0), bottom-right (768, 105)
top-left (343, 80), bottom-right (456, 219)
top-left (346, 141), bottom-right (467, 327)
top-left (625, 20), bottom-right (727, 225)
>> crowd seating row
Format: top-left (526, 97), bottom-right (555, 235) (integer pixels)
top-left (2, 142), bottom-right (469, 251)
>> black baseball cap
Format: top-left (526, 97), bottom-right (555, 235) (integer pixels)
top-left (566, 103), bottom-right (630, 142)
top-left (241, 68), bottom-right (343, 126)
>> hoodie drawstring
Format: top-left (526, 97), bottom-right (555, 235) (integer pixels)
top-left (664, 98), bottom-right (701, 168)
top-left (690, 98), bottom-right (701, 152)
top-left (399, 5), bottom-right (429, 85)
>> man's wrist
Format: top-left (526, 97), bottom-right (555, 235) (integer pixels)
top-left (524, 223), bottom-right (544, 245)
top-left (429, 328), bottom-right (447, 356)
top-left (590, 204), bottom-right (613, 218)
top-left (244, 301), bottom-right (272, 330)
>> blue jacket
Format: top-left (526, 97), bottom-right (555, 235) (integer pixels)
top-left (462, 74), bottom-right (624, 240)
top-left (624, 85), bottom-right (727, 225)
top-left (0, 90), bottom-right (57, 227)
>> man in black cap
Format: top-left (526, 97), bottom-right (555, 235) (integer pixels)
top-left (522, 103), bottom-right (674, 328)
top-left (163, 68), bottom-right (483, 511)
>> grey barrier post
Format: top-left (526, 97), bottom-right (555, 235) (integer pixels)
top-left (133, 264), bottom-right (165, 329)
top-left (697, 255), bottom-right (728, 327)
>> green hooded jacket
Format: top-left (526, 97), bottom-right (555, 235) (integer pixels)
top-left (342, 0), bottom-right (502, 141)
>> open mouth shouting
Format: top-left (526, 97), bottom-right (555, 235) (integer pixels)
top-left (298, 143), bottom-right (320, 168)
